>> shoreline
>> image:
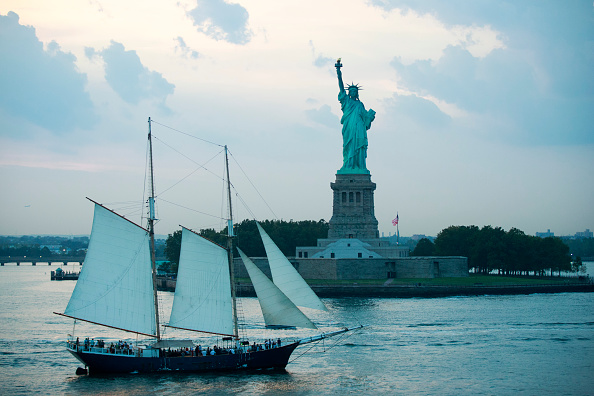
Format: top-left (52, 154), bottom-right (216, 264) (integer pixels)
top-left (156, 278), bottom-right (594, 297)
top-left (306, 283), bottom-right (594, 298)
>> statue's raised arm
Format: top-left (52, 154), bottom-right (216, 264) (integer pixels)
top-left (335, 58), bottom-right (345, 94)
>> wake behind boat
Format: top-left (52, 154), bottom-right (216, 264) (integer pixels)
top-left (55, 118), bottom-right (363, 374)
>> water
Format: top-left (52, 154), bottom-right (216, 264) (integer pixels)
top-left (1, 265), bottom-right (593, 395)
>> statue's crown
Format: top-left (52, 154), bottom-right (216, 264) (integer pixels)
top-left (347, 82), bottom-right (362, 91)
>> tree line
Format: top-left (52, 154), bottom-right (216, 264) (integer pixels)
top-left (0, 235), bottom-right (166, 259)
top-left (563, 237), bottom-right (594, 258)
top-left (412, 225), bottom-right (575, 275)
top-left (161, 219), bottom-right (329, 272)
top-left (2, 223), bottom-right (588, 277)
top-left (0, 236), bottom-right (89, 258)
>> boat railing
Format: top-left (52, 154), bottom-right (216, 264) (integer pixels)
top-left (66, 340), bottom-right (139, 356)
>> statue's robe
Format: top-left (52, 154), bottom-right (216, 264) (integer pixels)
top-left (338, 90), bottom-right (375, 172)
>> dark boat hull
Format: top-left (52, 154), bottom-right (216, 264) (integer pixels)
top-left (69, 343), bottom-right (300, 374)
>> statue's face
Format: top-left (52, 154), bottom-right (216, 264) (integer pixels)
top-left (348, 88), bottom-right (359, 99)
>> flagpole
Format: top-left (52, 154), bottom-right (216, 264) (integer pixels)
top-left (396, 212), bottom-right (399, 245)
top-left (392, 212), bottom-right (400, 244)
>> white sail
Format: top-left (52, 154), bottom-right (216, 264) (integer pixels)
top-left (238, 248), bottom-right (316, 329)
top-left (64, 203), bottom-right (156, 336)
top-left (168, 227), bottom-right (234, 336)
top-left (256, 222), bottom-right (327, 311)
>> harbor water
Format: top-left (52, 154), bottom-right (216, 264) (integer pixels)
top-left (0, 265), bottom-right (592, 395)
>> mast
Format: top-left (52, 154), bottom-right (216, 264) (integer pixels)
top-left (148, 117), bottom-right (161, 340)
top-left (224, 145), bottom-right (239, 339)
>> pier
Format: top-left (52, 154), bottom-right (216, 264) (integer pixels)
top-left (0, 256), bottom-right (85, 266)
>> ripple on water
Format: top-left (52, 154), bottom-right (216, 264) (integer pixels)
top-left (407, 323), bottom-right (451, 328)
top-left (551, 337), bottom-right (571, 342)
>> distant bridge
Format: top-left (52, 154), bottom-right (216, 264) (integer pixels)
top-left (0, 256), bottom-right (85, 266)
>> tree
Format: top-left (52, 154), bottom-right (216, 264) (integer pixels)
top-left (411, 238), bottom-right (435, 256)
top-left (563, 237), bottom-right (594, 257)
top-left (542, 237), bottom-right (571, 276)
top-left (503, 228), bottom-right (531, 275)
top-left (40, 246), bottom-right (52, 258)
top-left (199, 228), bottom-right (226, 246)
top-left (158, 261), bottom-right (178, 274)
top-left (434, 225), bottom-right (479, 270)
top-left (572, 256), bottom-right (583, 273)
top-left (433, 224), bottom-right (572, 276)
top-left (164, 230), bottom-right (182, 264)
top-left (471, 226), bottom-right (507, 275)
top-left (579, 260), bottom-right (587, 276)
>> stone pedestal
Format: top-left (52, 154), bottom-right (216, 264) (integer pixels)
top-left (328, 173), bottom-right (379, 239)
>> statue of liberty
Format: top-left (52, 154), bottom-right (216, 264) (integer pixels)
top-left (335, 59), bottom-right (376, 174)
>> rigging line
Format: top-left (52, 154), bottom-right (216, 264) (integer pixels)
top-left (322, 330), bottom-right (358, 352)
top-left (288, 341), bottom-right (320, 364)
top-left (233, 191), bottom-right (257, 220)
top-left (234, 298), bottom-right (247, 340)
top-left (142, 139), bottom-right (150, 227)
top-left (103, 200), bottom-right (143, 206)
top-left (158, 198), bottom-right (225, 220)
top-left (101, 202), bottom-right (145, 218)
top-left (150, 120), bottom-right (224, 148)
top-left (110, 209), bottom-right (146, 221)
top-left (219, 166), bottom-right (226, 229)
top-left (223, 171), bottom-right (265, 223)
top-left (289, 331), bottom-right (355, 364)
top-left (159, 163), bottom-right (213, 198)
top-left (228, 150), bottom-right (278, 220)
top-left (108, 203), bottom-right (144, 212)
top-left (150, 139), bottom-right (257, 224)
top-left (152, 135), bottom-right (225, 185)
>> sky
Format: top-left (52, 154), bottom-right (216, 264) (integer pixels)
top-left (1, 0), bottom-right (593, 239)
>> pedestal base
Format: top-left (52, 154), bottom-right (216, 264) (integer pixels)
top-left (328, 173), bottom-right (379, 239)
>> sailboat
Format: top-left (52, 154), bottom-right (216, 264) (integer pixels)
top-left (55, 118), bottom-right (362, 374)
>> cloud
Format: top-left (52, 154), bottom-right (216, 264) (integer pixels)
top-left (379, 1), bottom-right (594, 146)
top-left (86, 41), bottom-right (175, 108)
top-left (187, 0), bottom-right (252, 45)
top-left (174, 36), bottom-right (201, 60)
top-left (0, 11), bottom-right (96, 135)
top-left (309, 40), bottom-right (334, 68)
top-left (305, 104), bottom-right (339, 128)
top-left (314, 54), bottom-right (334, 68)
top-left (384, 94), bottom-right (451, 130)
top-left (392, 43), bottom-right (593, 145)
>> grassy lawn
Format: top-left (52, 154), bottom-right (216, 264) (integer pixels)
top-left (385, 275), bottom-right (582, 286)
top-left (238, 275), bottom-right (585, 287)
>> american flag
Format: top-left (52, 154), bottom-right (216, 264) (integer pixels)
top-left (392, 214), bottom-right (399, 226)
